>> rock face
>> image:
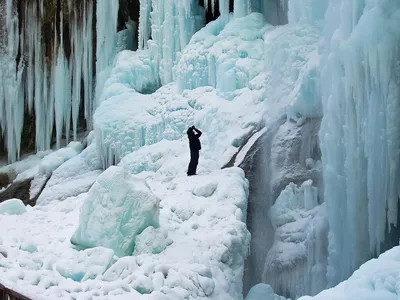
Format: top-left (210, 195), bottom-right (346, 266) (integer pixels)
top-left (71, 166), bottom-right (161, 257)
top-left (241, 116), bottom-right (326, 298)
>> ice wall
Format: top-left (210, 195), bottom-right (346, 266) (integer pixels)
top-left (320, 0), bottom-right (400, 287)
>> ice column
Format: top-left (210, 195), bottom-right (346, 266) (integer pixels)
top-left (95, 0), bottom-right (119, 106)
top-left (234, 0), bottom-right (250, 18)
top-left (0, 0), bottom-right (24, 162)
top-left (320, 0), bottom-right (400, 286)
top-left (148, 0), bottom-right (204, 85)
top-left (139, 0), bottom-right (152, 49)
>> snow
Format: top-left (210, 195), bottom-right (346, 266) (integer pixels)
top-left (71, 166), bottom-right (161, 257)
top-left (36, 138), bottom-right (102, 206)
top-left (292, 246), bottom-right (400, 300)
top-left (0, 167), bottom-right (250, 300)
top-left (0, 198), bottom-right (26, 215)
top-left (94, 77), bottom-right (265, 169)
top-left (245, 283), bottom-right (286, 300)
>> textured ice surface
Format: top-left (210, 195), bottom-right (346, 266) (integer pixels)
top-left (0, 199), bottom-right (26, 215)
top-left (319, 0), bottom-right (400, 286)
top-left (71, 166), bottom-right (160, 257)
top-left (138, 0), bottom-right (205, 85)
top-left (176, 13), bottom-right (270, 99)
top-left (265, 181), bottom-right (327, 298)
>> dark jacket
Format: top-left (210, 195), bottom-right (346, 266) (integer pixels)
top-left (187, 127), bottom-right (202, 151)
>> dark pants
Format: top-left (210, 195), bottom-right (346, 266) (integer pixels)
top-left (187, 150), bottom-right (199, 175)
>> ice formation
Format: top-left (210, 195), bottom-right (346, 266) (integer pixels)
top-left (0, 0), bottom-right (119, 163)
top-left (138, 0), bottom-right (205, 85)
top-left (319, 0), bottom-right (400, 287)
top-left (176, 13), bottom-right (270, 98)
top-left (71, 166), bottom-right (161, 257)
top-left (95, 0), bottom-right (120, 108)
top-left (245, 283), bottom-right (286, 300)
top-left (0, 198), bottom-right (26, 215)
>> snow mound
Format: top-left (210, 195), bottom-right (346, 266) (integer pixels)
top-left (37, 142), bottom-right (83, 176)
top-left (55, 247), bottom-right (114, 282)
top-left (100, 50), bottom-right (159, 100)
top-left (245, 283), bottom-right (286, 300)
top-left (71, 166), bottom-right (160, 257)
top-left (36, 138), bottom-right (102, 206)
top-left (0, 199), bottom-right (26, 215)
top-left (292, 246), bottom-right (400, 300)
top-left (133, 226), bottom-right (171, 256)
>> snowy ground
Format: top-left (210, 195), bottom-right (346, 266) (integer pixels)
top-left (0, 166), bottom-right (249, 300)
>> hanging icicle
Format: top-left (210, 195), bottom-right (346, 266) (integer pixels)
top-left (1, 0), bottom-right (95, 162)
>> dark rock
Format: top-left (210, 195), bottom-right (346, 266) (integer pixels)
top-left (0, 175), bottom-right (50, 207)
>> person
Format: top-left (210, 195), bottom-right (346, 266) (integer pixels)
top-left (187, 125), bottom-right (202, 176)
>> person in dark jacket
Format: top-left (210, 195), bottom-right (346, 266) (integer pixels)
top-left (187, 125), bottom-right (202, 176)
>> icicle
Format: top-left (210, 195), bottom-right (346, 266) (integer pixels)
top-left (0, 0), bottom-right (24, 162)
top-left (148, 0), bottom-right (205, 86)
top-left (139, 0), bottom-right (152, 49)
top-left (95, 0), bottom-right (119, 107)
top-left (234, 0), bottom-right (250, 18)
top-left (219, 0), bottom-right (230, 18)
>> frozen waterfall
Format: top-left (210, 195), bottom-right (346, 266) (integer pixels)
top-left (0, 0), bottom-right (119, 162)
top-left (320, 0), bottom-right (400, 287)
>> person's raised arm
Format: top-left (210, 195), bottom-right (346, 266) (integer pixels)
top-left (194, 127), bottom-right (202, 137)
